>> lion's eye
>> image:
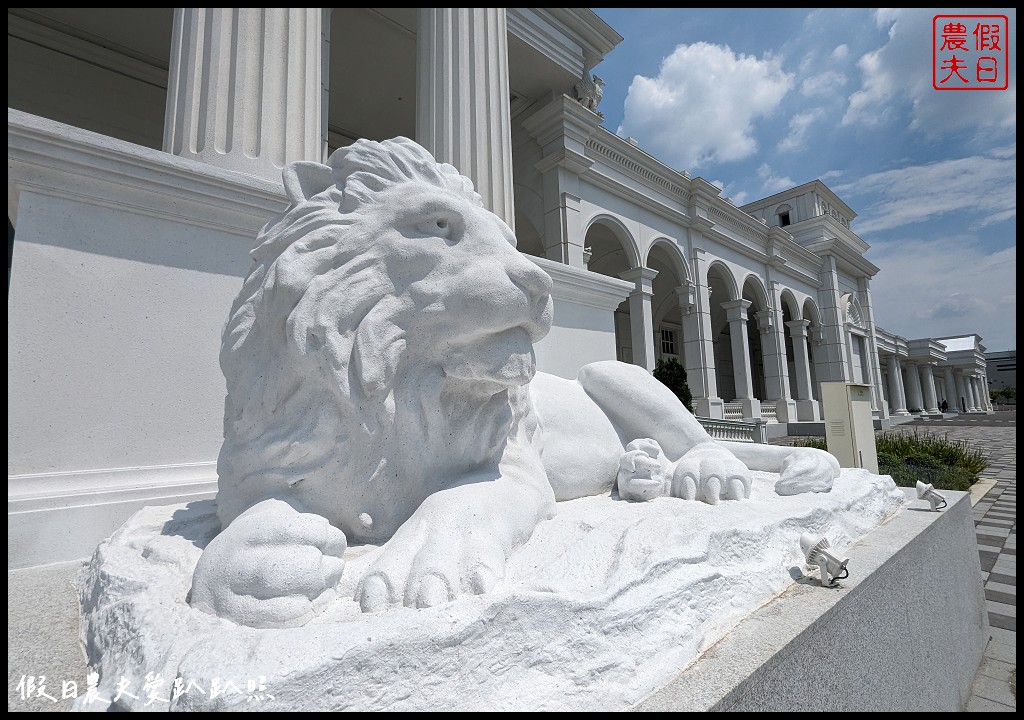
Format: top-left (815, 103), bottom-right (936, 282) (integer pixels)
top-left (416, 217), bottom-right (454, 239)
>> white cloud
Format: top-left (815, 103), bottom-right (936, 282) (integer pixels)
top-left (618, 42), bottom-right (793, 171)
top-left (868, 239), bottom-right (1016, 351)
top-left (833, 146), bottom-right (1016, 234)
top-left (800, 71), bottom-right (847, 97)
top-left (873, 249), bottom-right (1016, 353)
top-left (842, 9), bottom-right (1016, 137)
top-left (756, 163), bottom-right (796, 194)
top-left (777, 109), bottom-right (825, 152)
top-left (831, 44), bottom-right (850, 62)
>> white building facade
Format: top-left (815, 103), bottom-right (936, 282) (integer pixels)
top-left (8, 8), bottom-right (993, 567)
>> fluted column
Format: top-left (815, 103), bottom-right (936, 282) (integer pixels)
top-left (722, 299), bottom-right (760, 419)
top-left (417, 8), bottom-right (514, 228)
top-left (887, 355), bottom-right (909, 415)
top-left (954, 370), bottom-right (968, 412)
top-left (968, 376), bottom-right (981, 411)
top-left (943, 367), bottom-right (958, 412)
top-left (904, 361), bottom-right (924, 411)
top-left (620, 268), bottom-right (658, 372)
top-left (164, 8), bottom-right (323, 181)
top-left (920, 364), bottom-right (939, 413)
top-left (964, 375), bottom-right (977, 411)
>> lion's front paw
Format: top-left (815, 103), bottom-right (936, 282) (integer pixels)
top-left (190, 498), bottom-right (347, 629)
top-left (356, 516), bottom-right (507, 613)
top-left (774, 448), bottom-right (840, 495)
top-left (671, 443), bottom-right (751, 504)
top-left (616, 438), bottom-right (672, 502)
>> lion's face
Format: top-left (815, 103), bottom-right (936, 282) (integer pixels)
top-left (356, 181), bottom-right (554, 389)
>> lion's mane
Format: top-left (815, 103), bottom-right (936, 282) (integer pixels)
top-left (214, 138), bottom-right (542, 540)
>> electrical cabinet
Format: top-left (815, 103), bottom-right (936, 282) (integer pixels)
top-left (820, 382), bottom-right (878, 474)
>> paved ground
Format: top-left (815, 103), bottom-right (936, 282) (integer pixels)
top-left (901, 414), bottom-right (1016, 711)
top-left (773, 411), bottom-right (1016, 711)
top-left (7, 412), bottom-right (1016, 711)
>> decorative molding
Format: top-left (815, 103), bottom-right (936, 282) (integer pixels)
top-left (8, 461), bottom-right (217, 568)
top-left (9, 109), bottom-right (287, 237)
top-left (530, 255), bottom-right (632, 311)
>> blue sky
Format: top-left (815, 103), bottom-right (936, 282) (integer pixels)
top-left (591, 8), bottom-right (1016, 352)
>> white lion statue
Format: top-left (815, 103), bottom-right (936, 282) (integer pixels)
top-left (190, 137), bottom-right (839, 628)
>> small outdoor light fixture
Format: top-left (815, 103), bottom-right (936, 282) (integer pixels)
top-left (916, 481), bottom-right (948, 512)
top-left (800, 532), bottom-right (850, 587)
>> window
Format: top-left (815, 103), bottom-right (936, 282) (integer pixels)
top-left (775, 203), bottom-right (792, 227)
top-left (661, 329), bottom-right (677, 356)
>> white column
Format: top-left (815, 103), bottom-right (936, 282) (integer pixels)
top-left (978, 376), bottom-right (991, 411)
top-left (164, 8), bottom-right (323, 182)
top-left (920, 364), bottom-right (939, 413)
top-left (887, 355), bottom-right (909, 415)
top-left (942, 367), bottom-right (958, 412)
top-left (904, 361), bottom-right (924, 412)
top-left (722, 299), bottom-right (760, 419)
top-left (759, 309), bottom-right (795, 423)
top-left (416, 8), bottom-right (514, 229)
top-left (787, 319), bottom-right (820, 421)
top-left (895, 355), bottom-right (907, 412)
top-left (620, 268), bottom-right (658, 372)
top-left (954, 370), bottom-right (968, 412)
top-left (815, 256), bottom-right (850, 382)
top-left (963, 375), bottom-right (976, 411)
top-left (757, 310), bottom-right (787, 400)
top-left (686, 249), bottom-right (723, 418)
top-left (857, 276), bottom-right (886, 414)
top-left (968, 376), bottom-right (981, 411)
top-left (521, 96), bottom-right (601, 268)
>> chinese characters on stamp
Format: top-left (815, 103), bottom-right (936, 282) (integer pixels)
top-left (933, 15), bottom-right (1009, 90)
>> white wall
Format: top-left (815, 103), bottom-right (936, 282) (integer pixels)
top-left (530, 257), bottom-right (632, 380)
top-left (8, 111), bottom-right (287, 567)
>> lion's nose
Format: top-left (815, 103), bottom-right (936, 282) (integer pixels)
top-left (508, 254), bottom-right (553, 300)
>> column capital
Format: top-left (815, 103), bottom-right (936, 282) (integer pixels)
top-left (674, 281), bottom-right (697, 312)
top-left (785, 318), bottom-right (811, 336)
top-left (754, 309), bottom-right (775, 333)
top-left (721, 298), bottom-right (752, 322)
top-left (620, 267), bottom-right (658, 296)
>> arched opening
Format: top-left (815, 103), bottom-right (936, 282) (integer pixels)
top-left (779, 291), bottom-right (800, 398)
top-left (775, 203), bottom-right (792, 228)
top-left (647, 241), bottom-right (687, 366)
top-left (708, 263), bottom-right (737, 401)
top-left (741, 277), bottom-right (770, 402)
top-left (584, 219), bottom-right (638, 363)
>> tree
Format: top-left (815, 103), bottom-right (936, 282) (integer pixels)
top-left (653, 356), bottom-right (694, 414)
top-left (990, 386), bottom-right (1015, 404)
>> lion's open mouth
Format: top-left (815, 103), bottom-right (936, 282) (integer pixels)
top-left (442, 326), bottom-right (537, 387)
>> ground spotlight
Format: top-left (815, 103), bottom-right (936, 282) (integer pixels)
top-left (916, 481), bottom-right (947, 511)
top-left (799, 532), bottom-right (849, 587)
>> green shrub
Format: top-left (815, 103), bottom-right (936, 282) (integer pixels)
top-left (653, 357), bottom-right (694, 414)
top-left (791, 437), bottom-right (827, 451)
top-left (790, 428), bottom-right (987, 492)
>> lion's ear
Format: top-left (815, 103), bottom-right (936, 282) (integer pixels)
top-left (283, 161), bottom-right (334, 204)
